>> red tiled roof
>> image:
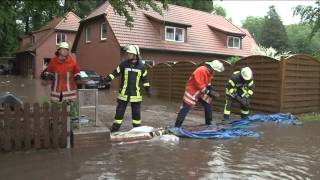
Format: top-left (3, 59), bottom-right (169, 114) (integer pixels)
top-left (56, 12), bottom-right (81, 31)
top-left (78, 2), bottom-right (257, 57)
top-left (17, 12), bottom-right (80, 53)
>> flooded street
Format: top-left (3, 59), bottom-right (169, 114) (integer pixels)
top-left (1, 76), bottom-right (320, 180)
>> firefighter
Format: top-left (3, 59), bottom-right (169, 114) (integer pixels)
top-left (223, 67), bottom-right (254, 121)
top-left (40, 42), bottom-right (81, 119)
top-left (174, 60), bottom-right (225, 127)
top-left (105, 45), bottom-right (151, 132)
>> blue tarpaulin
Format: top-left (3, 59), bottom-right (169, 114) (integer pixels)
top-left (168, 113), bottom-right (302, 139)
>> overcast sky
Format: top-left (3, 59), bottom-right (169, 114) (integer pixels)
top-left (213, 0), bottom-right (317, 26)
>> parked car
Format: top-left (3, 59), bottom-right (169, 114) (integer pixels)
top-left (78, 70), bottom-right (110, 90)
top-left (0, 65), bottom-right (9, 75)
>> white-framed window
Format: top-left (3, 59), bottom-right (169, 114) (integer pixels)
top-left (165, 26), bottom-right (185, 42)
top-left (100, 23), bottom-right (107, 40)
top-left (227, 36), bottom-right (241, 49)
top-left (56, 33), bottom-right (67, 45)
top-left (141, 60), bottom-right (155, 66)
top-left (85, 26), bottom-right (91, 43)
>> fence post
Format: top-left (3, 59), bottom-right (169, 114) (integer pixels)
top-left (52, 103), bottom-right (59, 148)
top-left (4, 105), bottom-right (12, 151)
top-left (61, 102), bottom-right (68, 148)
top-left (14, 104), bottom-right (22, 150)
top-left (278, 58), bottom-right (286, 112)
top-left (43, 103), bottom-right (50, 148)
top-left (24, 103), bottom-right (31, 150)
top-left (34, 103), bottom-right (41, 149)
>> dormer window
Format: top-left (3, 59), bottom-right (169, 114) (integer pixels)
top-left (165, 26), bottom-right (185, 42)
top-left (227, 36), bottom-right (241, 49)
top-left (56, 33), bottom-right (67, 45)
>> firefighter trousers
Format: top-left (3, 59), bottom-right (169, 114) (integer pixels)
top-left (175, 98), bottom-right (212, 127)
top-left (111, 99), bottom-right (141, 132)
top-left (223, 95), bottom-right (249, 120)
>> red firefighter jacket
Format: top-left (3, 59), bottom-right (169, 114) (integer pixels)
top-left (183, 66), bottom-right (213, 107)
top-left (46, 55), bottom-right (80, 102)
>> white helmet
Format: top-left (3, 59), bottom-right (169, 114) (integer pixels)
top-left (241, 67), bottom-right (253, 80)
top-left (57, 42), bottom-right (69, 50)
top-left (205, 60), bottom-right (225, 72)
top-left (125, 45), bottom-right (140, 55)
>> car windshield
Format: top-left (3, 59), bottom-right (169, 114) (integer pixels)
top-left (81, 70), bottom-right (99, 78)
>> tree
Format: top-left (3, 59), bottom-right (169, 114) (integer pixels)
top-left (241, 16), bottom-right (264, 45)
top-left (167, 0), bottom-right (213, 13)
top-left (260, 5), bottom-right (289, 52)
top-left (286, 24), bottom-right (320, 59)
top-left (293, 0), bottom-right (320, 40)
top-left (212, 4), bottom-right (226, 17)
top-left (0, 0), bottom-right (22, 56)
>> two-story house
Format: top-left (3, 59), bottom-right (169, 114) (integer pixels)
top-left (71, 2), bottom-right (257, 77)
top-left (16, 12), bottom-right (80, 78)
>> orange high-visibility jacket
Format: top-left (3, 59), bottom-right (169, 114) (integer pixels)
top-left (46, 56), bottom-right (80, 102)
top-left (183, 66), bottom-right (213, 107)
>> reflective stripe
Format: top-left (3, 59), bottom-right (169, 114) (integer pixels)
top-left (224, 102), bottom-right (230, 115)
top-left (247, 90), bottom-right (253, 95)
top-left (113, 119), bottom-right (123, 124)
top-left (185, 92), bottom-right (196, 100)
top-left (183, 95), bottom-right (196, 105)
top-left (130, 96), bottom-right (142, 102)
top-left (54, 73), bottom-right (58, 92)
top-left (118, 94), bottom-right (128, 101)
top-left (228, 79), bottom-right (235, 87)
top-left (241, 110), bottom-right (249, 115)
top-left (143, 70), bottom-right (148, 77)
top-left (143, 82), bottom-right (150, 87)
top-left (121, 69), bottom-right (129, 95)
top-left (248, 80), bottom-right (254, 87)
top-left (116, 66), bottom-right (120, 73)
top-left (109, 74), bottom-right (115, 80)
top-left (136, 70), bottom-right (141, 98)
top-left (132, 119), bottom-right (141, 125)
top-left (66, 72), bottom-right (71, 92)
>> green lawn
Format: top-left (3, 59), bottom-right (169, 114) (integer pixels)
top-left (297, 112), bottom-right (320, 122)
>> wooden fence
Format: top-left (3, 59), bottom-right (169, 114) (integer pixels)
top-left (148, 54), bottom-right (320, 114)
top-left (282, 55), bottom-right (320, 114)
top-left (0, 103), bottom-right (68, 151)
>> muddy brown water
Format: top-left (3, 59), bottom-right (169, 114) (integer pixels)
top-left (1, 76), bottom-right (320, 180)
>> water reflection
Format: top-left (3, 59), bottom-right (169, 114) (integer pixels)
top-left (1, 76), bottom-right (320, 180)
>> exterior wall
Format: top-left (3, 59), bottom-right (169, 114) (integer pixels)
top-left (36, 31), bottom-right (77, 78)
top-left (141, 49), bottom-right (230, 64)
top-left (75, 17), bottom-right (121, 77)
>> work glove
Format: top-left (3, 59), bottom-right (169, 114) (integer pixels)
top-left (205, 86), bottom-right (219, 98)
top-left (41, 72), bottom-right (55, 81)
top-left (235, 95), bottom-right (250, 109)
top-left (145, 86), bottom-right (151, 97)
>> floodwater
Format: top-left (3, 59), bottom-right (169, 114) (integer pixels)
top-left (1, 76), bottom-right (320, 180)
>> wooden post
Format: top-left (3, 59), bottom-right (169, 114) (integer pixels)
top-left (14, 104), bottom-right (22, 150)
top-left (61, 102), bottom-right (68, 148)
top-left (52, 103), bottom-right (59, 148)
top-left (4, 105), bottom-right (12, 151)
top-left (278, 58), bottom-right (286, 112)
top-left (24, 103), bottom-right (31, 150)
top-left (43, 103), bottom-right (50, 148)
top-left (34, 103), bottom-right (41, 149)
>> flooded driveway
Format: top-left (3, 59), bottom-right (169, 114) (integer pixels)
top-left (1, 76), bottom-right (320, 180)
